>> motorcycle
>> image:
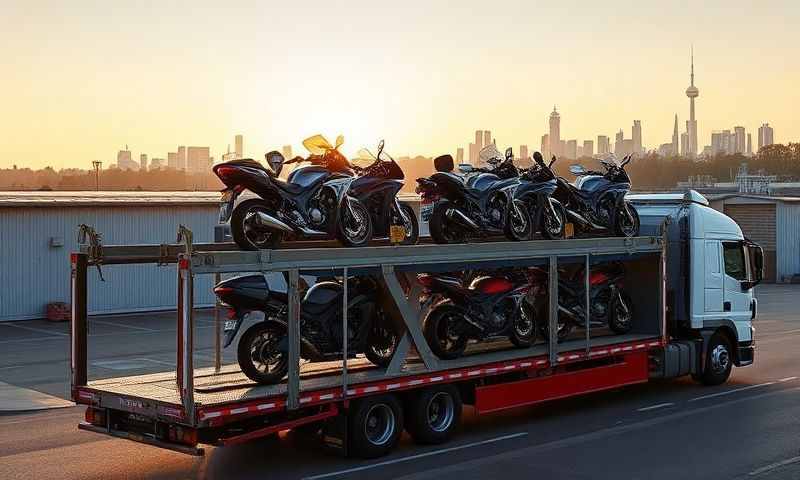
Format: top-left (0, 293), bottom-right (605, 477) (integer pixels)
top-left (552, 155), bottom-right (639, 238)
top-left (416, 144), bottom-right (520, 244)
top-left (213, 134), bottom-right (373, 250)
top-left (350, 140), bottom-right (419, 245)
top-left (529, 262), bottom-right (634, 341)
top-left (418, 270), bottom-right (538, 359)
top-left (506, 151), bottom-right (567, 241)
top-left (214, 274), bottom-right (400, 384)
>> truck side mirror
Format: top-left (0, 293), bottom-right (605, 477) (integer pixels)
top-left (741, 241), bottom-right (763, 290)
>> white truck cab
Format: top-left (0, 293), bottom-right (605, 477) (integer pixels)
top-left (630, 190), bottom-right (763, 384)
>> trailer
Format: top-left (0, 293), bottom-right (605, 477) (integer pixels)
top-left (71, 193), bottom-right (762, 457)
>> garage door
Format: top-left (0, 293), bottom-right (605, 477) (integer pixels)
top-left (724, 204), bottom-right (776, 282)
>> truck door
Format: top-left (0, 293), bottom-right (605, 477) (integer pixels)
top-left (704, 240), bottom-right (723, 313)
top-left (722, 241), bottom-right (752, 322)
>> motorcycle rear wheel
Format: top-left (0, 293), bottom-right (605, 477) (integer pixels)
top-left (237, 322), bottom-right (289, 384)
top-left (423, 304), bottom-right (468, 359)
top-left (365, 324), bottom-right (400, 367)
top-left (429, 200), bottom-right (466, 244)
top-left (397, 202), bottom-right (420, 245)
top-left (231, 199), bottom-right (285, 250)
top-left (510, 301), bottom-right (536, 347)
top-left (608, 290), bottom-right (634, 334)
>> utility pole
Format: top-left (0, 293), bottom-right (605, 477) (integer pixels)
top-left (92, 161), bottom-right (102, 191)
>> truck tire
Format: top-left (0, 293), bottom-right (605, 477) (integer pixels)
top-left (697, 332), bottom-right (733, 386)
top-left (348, 394), bottom-right (404, 459)
top-left (405, 385), bottom-right (462, 445)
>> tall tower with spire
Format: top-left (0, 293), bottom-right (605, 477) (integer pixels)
top-left (685, 47), bottom-right (699, 158)
top-left (672, 114), bottom-right (679, 156)
top-left (549, 106), bottom-right (561, 157)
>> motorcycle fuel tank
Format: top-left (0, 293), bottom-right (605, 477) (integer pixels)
top-left (470, 276), bottom-right (514, 295)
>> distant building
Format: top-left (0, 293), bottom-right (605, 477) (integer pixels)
top-left (614, 130), bottom-right (624, 155)
top-left (177, 146), bottom-right (187, 171)
top-left (576, 145), bottom-right (584, 158)
top-left (681, 132), bottom-right (689, 156)
top-left (116, 146), bottom-right (138, 170)
top-left (672, 114), bottom-right (679, 157)
top-left (235, 135), bottom-right (243, 157)
top-left (139, 154), bottom-right (148, 171)
top-left (734, 126), bottom-right (746, 154)
top-left (583, 140), bottom-right (594, 158)
top-left (597, 135), bottom-right (610, 155)
top-left (483, 130), bottom-right (492, 149)
top-left (549, 107), bottom-right (561, 157)
top-left (468, 143), bottom-right (476, 165)
top-left (758, 123), bottom-right (774, 150)
top-left (632, 120), bottom-right (642, 154)
top-left (519, 145), bottom-right (528, 164)
top-left (167, 152), bottom-right (178, 169)
top-left (622, 139), bottom-right (634, 157)
top-left (658, 143), bottom-right (674, 157)
top-left (541, 134), bottom-right (550, 160)
top-left (566, 140), bottom-right (577, 160)
top-left (186, 147), bottom-right (211, 173)
top-left (747, 133), bottom-right (753, 155)
top-left (456, 147), bottom-right (464, 164)
top-left (150, 158), bottom-right (164, 169)
top-left (282, 145), bottom-right (293, 160)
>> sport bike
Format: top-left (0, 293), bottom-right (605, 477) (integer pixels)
top-left (552, 155), bottom-right (639, 238)
top-left (506, 151), bottom-right (566, 241)
top-left (214, 274), bottom-right (399, 384)
top-left (416, 144), bottom-right (520, 244)
top-left (418, 271), bottom-right (537, 359)
top-left (350, 140), bottom-right (419, 245)
top-left (213, 134), bottom-right (372, 249)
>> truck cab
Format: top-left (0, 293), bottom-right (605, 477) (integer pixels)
top-left (630, 190), bottom-right (764, 384)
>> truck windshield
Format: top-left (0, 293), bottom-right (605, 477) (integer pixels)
top-left (723, 242), bottom-right (747, 281)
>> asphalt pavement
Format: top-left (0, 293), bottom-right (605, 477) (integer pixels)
top-left (0, 285), bottom-right (798, 479)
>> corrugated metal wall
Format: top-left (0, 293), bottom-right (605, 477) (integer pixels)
top-left (777, 203), bottom-right (800, 282)
top-left (0, 206), bottom-right (218, 321)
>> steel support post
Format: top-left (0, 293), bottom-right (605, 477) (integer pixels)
top-left (381, 265), bottom-right (438, 371)
top-left (585, 254), bottom-right (591, 354)
top-left (177, 255), bottom-right (195, 423)
top-left (548, 256), bottom-right (559, 365)
top-left (286, 269), bottom-right (301, 410)
top-left (213, 272), bottom-right (222, 373)
top-left (342, 268), bottom-right (349, 400)
top-left (70, 253), bottom-right (88, 395)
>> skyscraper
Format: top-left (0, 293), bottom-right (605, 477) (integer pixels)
top-left (632, 120), bottom-right (642, 154)
top-left (116, 146), bottom-right (137, 170)
top-left (235, 135), bottom-right (243, 158)
top-left (597, 135), bottom-right (610, 155)
top-left (177, 146), bottom-right (187, 171)
top-left (140, 153), bottom-right (148, 171)
top-left (483, 131), bottom-right (492, 149)
top-left (614, 130), bottom-right (624, 155)
top-left (186, 146), bottom-right (211, 172)
top-left (541, 134), bottom-right (550, 160)
top-left (747, 133), bottom-right (753, 155)
top-left (758, 123), bottom-right (774, 150)
top-left (734, 126), bottom-right (746, 154)
top-left (672, 114), bottom-right (679, 156)
top-left (566, 140), bottom-right (577, 160)
top-left (583, 140), bottom-right (594, 158)
top-left (549, 107), bottom-right (561, 157)
top-left (468, 143), bottom-right (477, 165)
top-left (685, 47), bottom-right (700, 158)
top-left (519, 145), bottom-right (528, 164)
top-left (167, 152), bottom-right (178, 169)
top-left (456, 147), bottom-right (464, 164)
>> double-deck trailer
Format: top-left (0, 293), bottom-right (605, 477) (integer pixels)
top-left (71, 191), bottom-right (763, 458)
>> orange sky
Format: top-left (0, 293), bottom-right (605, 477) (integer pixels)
top-left (1, 1), bottom-right (798, 169)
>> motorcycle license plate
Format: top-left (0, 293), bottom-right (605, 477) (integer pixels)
top-left (389, 225), bottom-right (406, 244)
top-left (420, 203), bottom-right (434, 222)
top-left (218, 190), bottom-right (236, 223)
top-left (564, 222), bottom-right (575, 238)
top-left (224, 320), bottom-right (237, 331)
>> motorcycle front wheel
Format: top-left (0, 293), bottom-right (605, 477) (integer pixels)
top-left (429, 200), bottom-right (467, 244)
top-left (337, 197), bottom-right (373, 247)
top-left (510, 301), bottom-right (536, 347)
top-left (614, 200), bottom-right (640, 238)
top-left (237, 322), bottom-right (289, 384)
top-left (540, 199), bottom-right (567, 240)
top-left (608, 290), bottom-right (634, 334)
top-left (504, 200), bottom-right (533, 241)
top-left (423, 304), bottom-right (469, 359)
top-left (230, 199), bottom-right (285, 250)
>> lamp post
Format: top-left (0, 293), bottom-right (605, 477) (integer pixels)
top-left (92, 161), bottom-right (102, 191)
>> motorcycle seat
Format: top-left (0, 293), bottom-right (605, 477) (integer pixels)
top-left (272, 178), bottom-right (305, 195)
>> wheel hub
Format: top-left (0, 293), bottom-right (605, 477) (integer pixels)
top-left (710, 344), bottom-right (730, 373)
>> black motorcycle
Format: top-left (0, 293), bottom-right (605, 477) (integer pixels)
top-left (552, 155), bottom-right (639, 238)
top-left (213, 134), bottom-right (372, 250)
top-left (418, 271), bottom-right (537, 359)
top-left (529, 262), bottom-right (633, 341)
top-left (214, 274), bottom-right (399, 384)
top-left (350, 141), bottom-right (419, 245)
top-left (416, 145), bottom-right (520, 244)
top-left (506, 151), bottom-right (566, 241)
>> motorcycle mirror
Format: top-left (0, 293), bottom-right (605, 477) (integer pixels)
top-left (377, 139), bottom-right (385, 158)
top-left (549, 155), bottom-right (557, 168)
top-left (265, 151), bottom-right (285, 176)
top-left (569, 164), bottom-right (586, 175)
top-left (505, 147), bottom-right (513, 160)
top-left (335, 134), bottom-right (344, 149)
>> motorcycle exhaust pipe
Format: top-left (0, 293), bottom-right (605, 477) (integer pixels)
top-left (254, 212), bottom-right (295, 233)
top-left (445, 207), bottom-right (480, 231)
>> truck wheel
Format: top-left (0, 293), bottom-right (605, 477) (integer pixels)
top-left (348, 395), bottom-right (403, 459)
top-left (405, 385), bottom-right (462, 445)
top-left (698, 332), bottom-right (733, 386)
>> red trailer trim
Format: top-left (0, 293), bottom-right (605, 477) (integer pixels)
top-left (196, 339), bottom-right (662, 425)
top-left (474, 350), bottom-right (649, 414)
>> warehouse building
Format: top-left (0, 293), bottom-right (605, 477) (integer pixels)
top-left (708, 194), bottom-right (800, 283)
top-left (0, 192), bottom-right (220, 321)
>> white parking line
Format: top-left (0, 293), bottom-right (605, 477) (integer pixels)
top-left (688, 382), bottom-right (775, 402)
top-left (91, 319), bottom-right (155, 332)
top-left (749, 455), bottom-right (800, 476)
top-left (303, 432), bottom-right (528, 480)
top-left (1, 323), bottom-right (68, 336)
top-left (637, 402), bottom-right (674, 412)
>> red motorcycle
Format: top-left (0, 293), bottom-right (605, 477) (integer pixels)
top-left (418, 271), bottom-right (539, 359)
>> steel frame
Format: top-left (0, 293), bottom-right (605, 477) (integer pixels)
top-left (70, 227), bottom-right (664, 428)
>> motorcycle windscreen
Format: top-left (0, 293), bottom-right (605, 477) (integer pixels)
top-left (303, 134), bottom-right (335, 155)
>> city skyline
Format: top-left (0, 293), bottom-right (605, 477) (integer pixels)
top-left (1, 1), bottom-right (798, 169)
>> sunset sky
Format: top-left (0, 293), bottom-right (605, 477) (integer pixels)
top-left (1, 0), bottom-right (798, 169)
